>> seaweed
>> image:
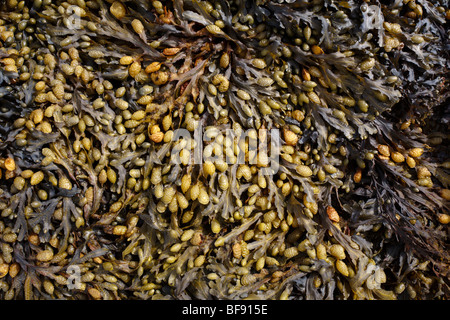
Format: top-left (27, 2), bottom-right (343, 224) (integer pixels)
top-left (0, 0), bottom-right (448, 301)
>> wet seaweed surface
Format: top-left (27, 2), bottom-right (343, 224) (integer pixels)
top-left (0, 0), bottom-right (448, 300)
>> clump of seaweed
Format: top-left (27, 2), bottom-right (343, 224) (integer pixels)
top-left (0, 0), bottom-right (448, 300)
